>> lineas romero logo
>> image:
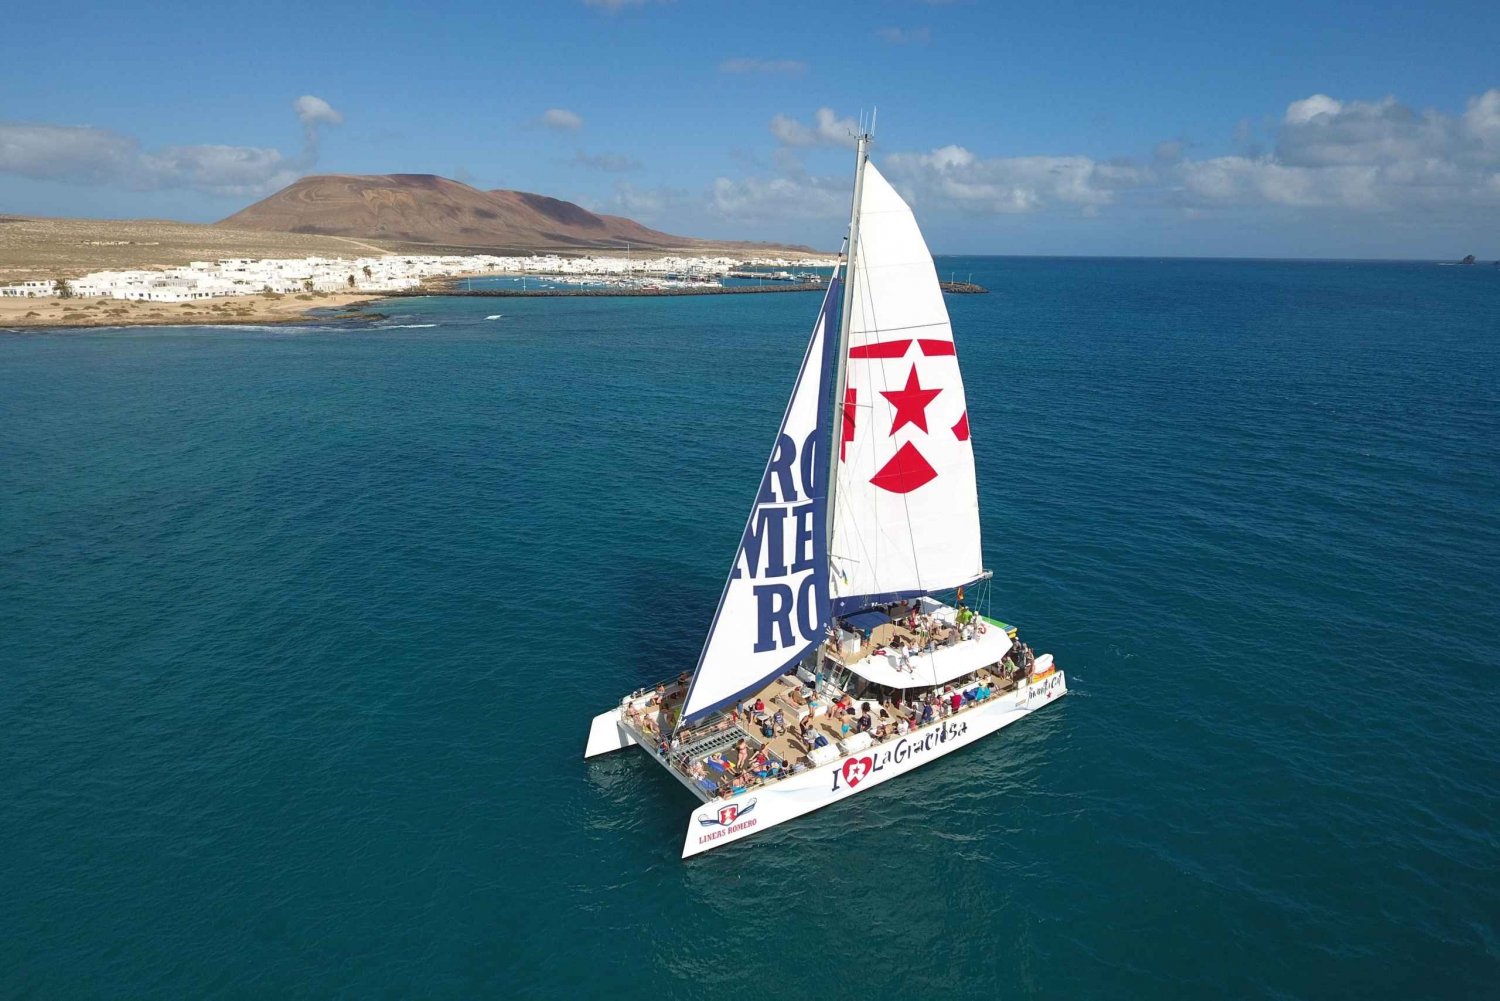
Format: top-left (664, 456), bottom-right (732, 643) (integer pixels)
top-left (698, 798), bottom-right (757, 829)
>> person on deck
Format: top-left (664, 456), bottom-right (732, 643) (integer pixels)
top-left (734, 739), bottom-right (750, 770)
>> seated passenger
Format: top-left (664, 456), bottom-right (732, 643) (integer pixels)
top-left (812, 732), bottom-right (830, 748)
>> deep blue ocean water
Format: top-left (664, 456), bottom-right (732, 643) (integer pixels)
top-left (2, 258), bottom-right (1497, 999)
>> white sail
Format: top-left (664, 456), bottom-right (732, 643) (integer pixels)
top-left (829, 162), bottom-right (983, 611)
top-left (678, 276), bottom-right (841, 724)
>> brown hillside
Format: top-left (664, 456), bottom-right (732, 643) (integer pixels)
top-left (217, 173), bottom-right (707, 253)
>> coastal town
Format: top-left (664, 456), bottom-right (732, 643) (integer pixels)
top-left (0, 251), bottom-right (834, 304)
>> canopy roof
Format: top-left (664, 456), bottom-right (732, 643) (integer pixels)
top-left (845, 625), bottom-right (1013, 689)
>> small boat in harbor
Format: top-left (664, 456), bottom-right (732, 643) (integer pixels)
top-left (584, 128), bottom-right (1068, 857)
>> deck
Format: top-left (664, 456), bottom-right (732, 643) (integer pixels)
top-left (617, 618), bottom-right (1048, 802)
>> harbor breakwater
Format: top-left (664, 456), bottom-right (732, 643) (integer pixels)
top-left (398, 280), bottom-right (987, 298)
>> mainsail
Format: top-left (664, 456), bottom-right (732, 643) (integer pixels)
top-left (829, 162), bottom-right (984, 612)
top-left (678, 275), bottom-right (841, 724)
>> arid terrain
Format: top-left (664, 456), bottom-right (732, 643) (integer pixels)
top-left (0, 290), bottom-right (381, 330)
top-left (0, 215), bottom-right (399, 284)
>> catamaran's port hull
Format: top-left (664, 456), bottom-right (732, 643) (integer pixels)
top-left (583, 670), bottom-right (1067, 857)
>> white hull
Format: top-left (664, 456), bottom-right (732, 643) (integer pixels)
top-left (585, 669), bottom-right (1067, 858)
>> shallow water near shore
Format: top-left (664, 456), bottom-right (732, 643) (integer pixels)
top-left (2, 257), bottom-right (1497, 999)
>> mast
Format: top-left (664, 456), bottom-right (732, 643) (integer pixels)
top-left (826, 129), bottom-right (872, 557)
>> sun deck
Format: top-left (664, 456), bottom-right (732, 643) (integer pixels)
top-left (615, 601), bottom-right (1053, 803)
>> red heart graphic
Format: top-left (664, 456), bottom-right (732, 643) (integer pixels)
top-left (841, 755), bottom-right (875, 788)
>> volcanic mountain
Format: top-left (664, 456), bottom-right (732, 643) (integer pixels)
top-left (218, 173), bottom-right (752, 254)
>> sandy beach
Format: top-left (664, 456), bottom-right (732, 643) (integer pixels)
top-left (0, 291), bottom-right (383, 330)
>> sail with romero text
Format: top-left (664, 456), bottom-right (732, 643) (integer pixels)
top-left (829, 162), bottom-right (983, 612)
top-left (678, 274), bottom-right (841, 725)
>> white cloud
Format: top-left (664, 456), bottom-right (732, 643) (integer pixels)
top-left (610, 181), bottom-right (694, 221)
top-left (769, 108), bottom-right (859, 148)
top-left (858, 89), bottom-right (1500, 219)
top-left (0, 95), bottom-right (343, 197)
top-left (876, 26), bottom-right (931, 44)
top-left (293, 95), bottom-right (343, 128)
top-left (882, 145), bottom-right (1152, 213)
top-left (1284, 94), bottom-right (1344, 126)
top-left (709, 173), bottom-right (848, 222)
top-left (540, 108), bottom-right (584, 131)
top-left (1173, 89), bottom-right (1500, 212)
top-left (1464, 89), bottom-right (1500, 151)
top-left (719, 57), bottom-right (807, 76)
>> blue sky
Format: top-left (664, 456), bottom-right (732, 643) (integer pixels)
top-left (2, 0), bottom-right (1498, 257)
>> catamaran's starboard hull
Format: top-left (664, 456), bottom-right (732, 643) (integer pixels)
top-left (682, 669), bottom-right (1065, 857)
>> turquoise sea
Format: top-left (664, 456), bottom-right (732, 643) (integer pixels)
top-left (2, 258), bottom-right (1497, 999)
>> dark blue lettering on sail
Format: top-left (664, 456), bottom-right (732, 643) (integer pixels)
top-left (678, 274), bottom-right (842, 724)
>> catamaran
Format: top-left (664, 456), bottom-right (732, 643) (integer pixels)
top-left (584, 130), bottom-right (1068, 858)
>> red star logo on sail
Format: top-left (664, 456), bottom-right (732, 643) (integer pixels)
top-left (880, 365), bottom-right (942, 436)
